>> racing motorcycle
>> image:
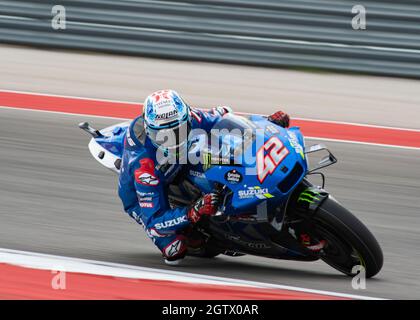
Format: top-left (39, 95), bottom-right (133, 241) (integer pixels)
top-left (79, 113), bottom-right (383, 278)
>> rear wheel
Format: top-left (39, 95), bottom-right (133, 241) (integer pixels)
top-left (313, 197), bottom-right (383, 278)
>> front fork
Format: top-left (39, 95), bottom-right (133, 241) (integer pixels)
top-left (283, 179), bottom-right (330, 254)
top-left (287, 179), bottom-right (329, 217)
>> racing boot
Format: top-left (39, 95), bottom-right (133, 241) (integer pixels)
top-left (164, 257), bottom-right (184, 266)
top-left (162, 235), bottom-right (187, 266)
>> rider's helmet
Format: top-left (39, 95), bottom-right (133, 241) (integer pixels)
top-left (143, 90), bottom-right (191, 157)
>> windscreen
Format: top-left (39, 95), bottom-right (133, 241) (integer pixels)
top-left (209, 114), bottom-right (256, 161)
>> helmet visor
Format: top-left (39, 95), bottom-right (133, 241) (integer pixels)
top-left (147, 120), bottom-right (191, 151)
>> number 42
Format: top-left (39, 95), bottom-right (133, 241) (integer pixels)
top-left (257, 137), bottom-right (289, 183)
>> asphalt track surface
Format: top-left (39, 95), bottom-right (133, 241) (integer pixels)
top-left (1, 106), bottom-right (420, 300)
top-left (1, 45), bottom-right (420, 299)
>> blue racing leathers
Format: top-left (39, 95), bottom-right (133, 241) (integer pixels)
top-left (118, 107), bottom-right (230, 260)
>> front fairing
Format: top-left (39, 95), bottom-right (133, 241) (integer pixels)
top-left (199, 115), bottom-right (308, 213)
top-left (94, 121), bottom-right (130, 158)
top-left (94, 114), bottom-right (308, 214)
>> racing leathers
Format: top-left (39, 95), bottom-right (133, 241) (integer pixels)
top-left (118, 106), bottom-right (231, 260)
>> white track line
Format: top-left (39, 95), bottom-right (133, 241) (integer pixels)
top-left (304, 136), bottom-right (420, 151)
top-left (292, 118), bottom-right (420, 133)
top-left (0, 248), bottom-right (385, 300)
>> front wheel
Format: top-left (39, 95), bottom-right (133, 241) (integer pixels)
top-left (313, 197), bottom-right (383, 278)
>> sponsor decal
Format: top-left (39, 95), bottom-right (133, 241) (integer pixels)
top-left (155, 109), bottom-right (179, 120)
top-left (203, 152), bottom-right (212, 170)
top-left (256, 136), bottom-right (290, 183)
top-left (136, 191), bottom-right (155, 197)
top-left (131, 211), bottom-right (143, 224)
top-left (135, 158), bottom-right (160, 186)
top-left (287, 131), bottom-right (305, 159)
top-left (136, 172), bottom-right (159, 186)
top-left (189, 170), bottom-right (205, 179)
top-left (139, 202), bottom-right (154, 208)
top-left (154, 100), bottom-right (172, 109)
top-left (225, 169), bottom-right (242, 184)
top-left (212, 156), bottom-right (231, 165)
top-left (238, 186), bottom-right (274, 200)
top-left (203, 152), bottom-right (232, 170)
top-left (164, 239), bottom-right (184, 257)
top-left (297, 188), bottom-right (320, 204)
top-left (154, 215), bottom-right (188, 230)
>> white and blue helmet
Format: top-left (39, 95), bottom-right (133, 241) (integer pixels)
top-left (143, 90), bottom-right (191, 152)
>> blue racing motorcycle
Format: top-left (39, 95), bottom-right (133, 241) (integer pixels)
top-left (79, 113), bottom-right (383, 278)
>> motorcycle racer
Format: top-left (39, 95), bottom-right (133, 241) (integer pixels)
top-left (118, 89), bottom-right (290, 265)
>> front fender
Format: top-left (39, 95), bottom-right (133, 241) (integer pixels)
top-left (294, 185), bottom-right (329, 216)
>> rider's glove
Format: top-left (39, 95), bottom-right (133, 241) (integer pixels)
top-left (188, 193), bottom-right (220, 224)
top-left (268, 110), bottom-right (290, 128)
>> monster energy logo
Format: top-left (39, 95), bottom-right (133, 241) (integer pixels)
top-left (203, 152), bottom-right (212, 170)
top-left (202, 151), bottom-right (231, 170)
top-left (297, 188), bottom-right (320, 204)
